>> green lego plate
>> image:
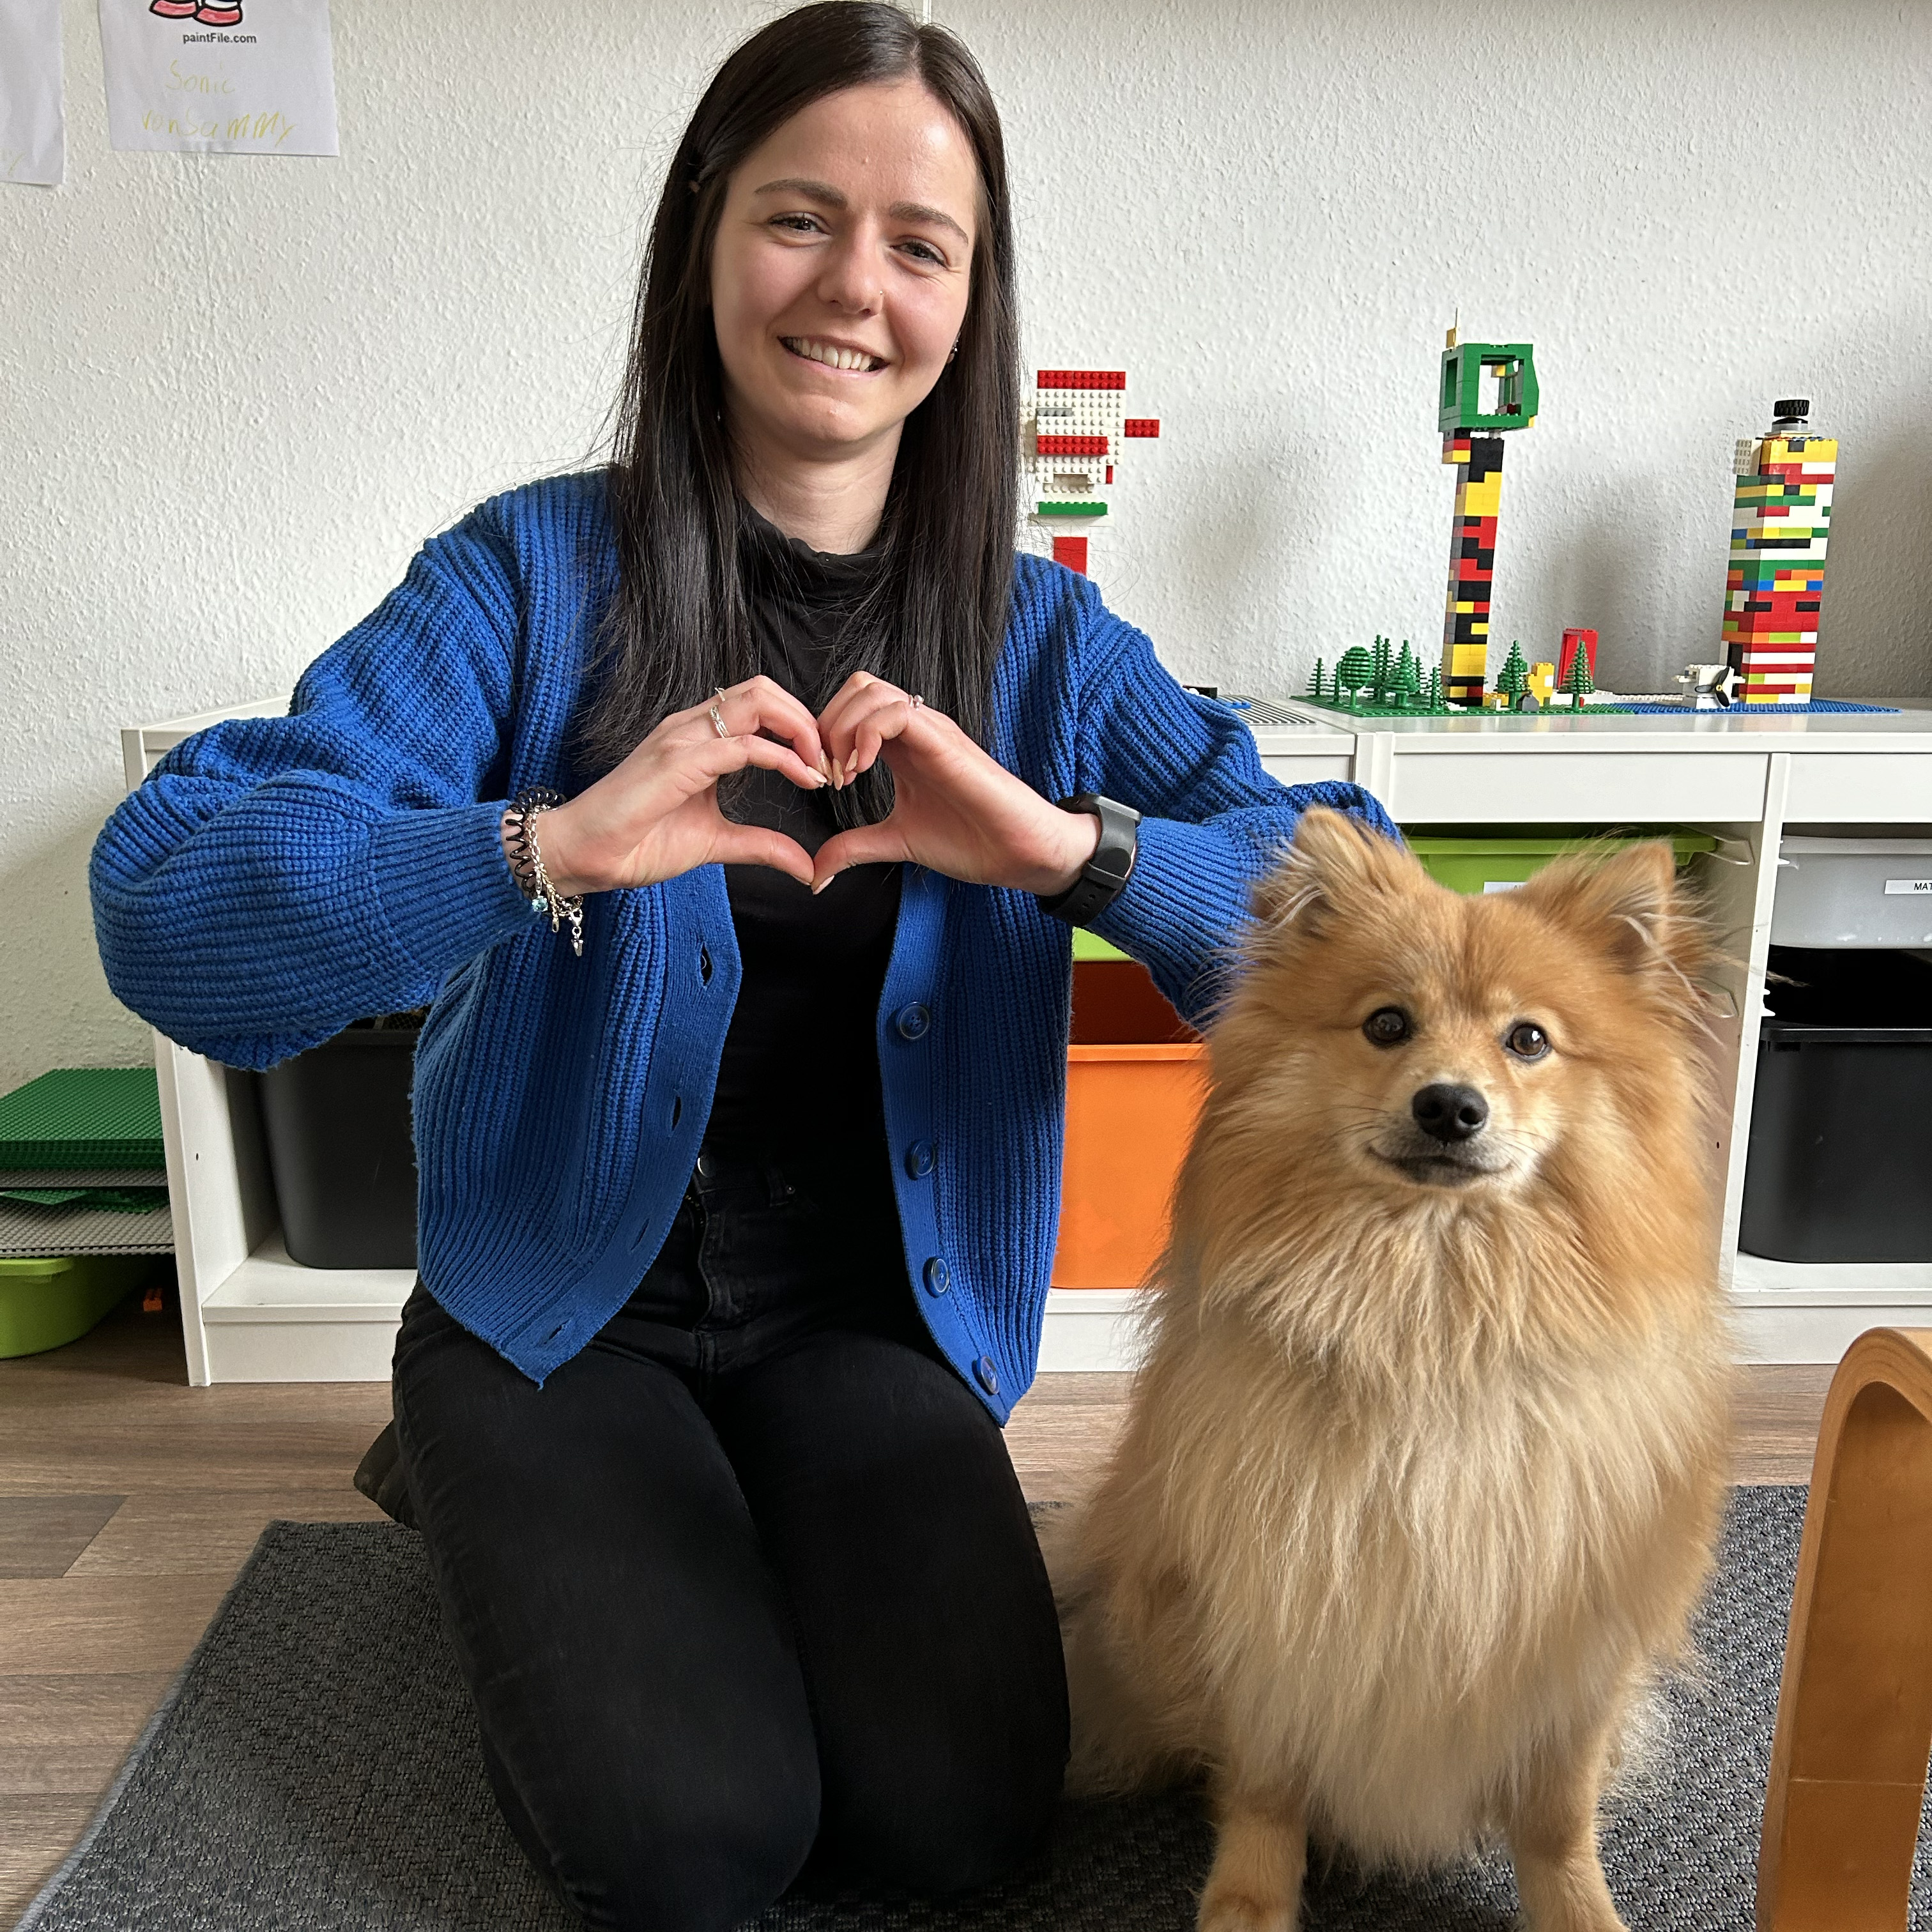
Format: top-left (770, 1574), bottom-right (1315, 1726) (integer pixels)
top-left (0, 1069), bottom-right (165, 1171)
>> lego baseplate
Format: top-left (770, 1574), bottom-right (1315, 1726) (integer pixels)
top-left (1298, 697), bottom-right (1899, 721)
top-left (1202, 696), bottom-right (1303, 726)
top-left (0, 1198), bottom-right (174, 1259)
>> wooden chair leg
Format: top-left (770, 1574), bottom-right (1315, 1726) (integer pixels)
top-left (1758, 1328), bottom-right (1932, 1931)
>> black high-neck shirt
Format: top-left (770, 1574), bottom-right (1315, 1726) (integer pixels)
top-left (702, 505), bottom-right (903, 1158)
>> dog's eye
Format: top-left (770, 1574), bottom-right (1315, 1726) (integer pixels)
top-left (1505, 1021), bottom-right (1551, 1061)
top-left (1362, 1007), bottom-right (1411, 1046)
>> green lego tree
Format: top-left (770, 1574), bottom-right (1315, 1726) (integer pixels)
top-left (1371, 633), bottom-right (1391, 698)
top-left (1306, 657), bottom-right (1327, 701)
top-left (1495, 640), bottom-right (1530, 705)
top-left (1423, 665), bottom-right (1445, 711)
top-left (1335, 644), bottom-right (1375, 703)
top-left (1560, 640), bottom-right (1595, 703)
top-left (1392, 647), bottom-right (1421, 710)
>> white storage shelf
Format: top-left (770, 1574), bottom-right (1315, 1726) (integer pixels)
top-left (126, 699), bottom-right (1932, 1383)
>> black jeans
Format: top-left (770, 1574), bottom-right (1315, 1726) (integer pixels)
top-left (389, 1142), bottom-right (1069, 1932)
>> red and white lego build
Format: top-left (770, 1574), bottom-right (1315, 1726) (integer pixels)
top-left (1022, 369), bottom-right (1160, 578)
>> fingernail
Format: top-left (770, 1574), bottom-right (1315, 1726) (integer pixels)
top-left (811, 875), bottom-right (832, 896)
top-left (831, 758), bottom-right (845, 788)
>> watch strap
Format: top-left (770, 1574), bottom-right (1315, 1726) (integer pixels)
top-left (1038, 793), bottom-right (1140, 926)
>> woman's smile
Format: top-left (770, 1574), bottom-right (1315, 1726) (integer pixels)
top-left (779, 334), bottom-right (889, 373)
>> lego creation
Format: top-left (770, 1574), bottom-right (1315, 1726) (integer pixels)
top-left (1558, 626), bottom-right (1598, 691)
top-left (1721, 399), bottom-right (1834, 705)
top-left (1023, 370), bottom-right (1160, 579)
top-left (1305, 635), bottom-right (1453, 716)
top-left (1438, 332), bottom-right (1538, 705)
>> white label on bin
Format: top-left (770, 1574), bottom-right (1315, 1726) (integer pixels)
top-left (1884, 878), bottom-right (1932, 894)
top-left (1482, 880), bottom-right (1525, 894)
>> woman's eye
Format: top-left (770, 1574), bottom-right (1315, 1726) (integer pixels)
top-left (1505, 1021), bottom-right (1551, 1061)
top-left (1361, 1007), bottom-right (1411, 1046)
top-left (898, 239), bottom-right (945, 266)
top-left (770, 213), bottom-right (822, 234)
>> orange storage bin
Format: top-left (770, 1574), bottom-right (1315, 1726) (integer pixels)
top-left (1052, 953), bottom-right (1207, 1290)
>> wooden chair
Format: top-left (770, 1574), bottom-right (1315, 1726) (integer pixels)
top-left (1758, 1327), bottom-right (1932, 1930)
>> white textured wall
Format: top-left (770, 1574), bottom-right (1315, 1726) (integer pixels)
top-left (4, 0), bottom-right (1929, 1087)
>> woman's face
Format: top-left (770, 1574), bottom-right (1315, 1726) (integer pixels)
top-left (709, 78), bottom-right (979, 475)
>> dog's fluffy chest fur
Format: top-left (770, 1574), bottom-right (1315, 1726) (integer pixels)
top-left (1062, 1288), bottom-right (1729, 1862)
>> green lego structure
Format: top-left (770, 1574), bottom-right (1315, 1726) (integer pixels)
top-left (1301, 635), bottom-right (1458, 716)
top-left (1298, 629), bottom-right (1637, 719)
top-left (1439, 341), bottom-right (1539, 434)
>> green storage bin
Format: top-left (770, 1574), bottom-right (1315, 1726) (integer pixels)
top-left (1404, 828), bottom-right (1719, 896)
top-left (1071, 930), bottom-right (1128, 963)
top-left (0, 1255), bottom-right (157, 1358)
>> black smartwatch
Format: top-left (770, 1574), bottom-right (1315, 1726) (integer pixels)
top-left (1038, 793), bottom-right (1140, 927)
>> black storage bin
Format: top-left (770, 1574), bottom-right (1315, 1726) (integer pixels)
top-left (257, 1015), bottom-right (422, 1269)
top-left (1739, 947), bottom-right (1932, 1264)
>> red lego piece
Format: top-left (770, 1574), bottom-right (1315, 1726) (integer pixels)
top-left (1105, 464), bottom-right (1114, 484)
top-left (1557, 627), bottom-right (1598, 688)
top-left (1036, 371), bottom-right (1127, 390)
top-left (1051, 535), bottom-right (1089, 574)
top-left (1036, 434), bottom-right (1109, 457)
top-left (1123, 418), bottom-right (1160, 438)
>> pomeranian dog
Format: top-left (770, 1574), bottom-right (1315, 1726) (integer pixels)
top-left (1047, 808), bottom-right (1734, 1932)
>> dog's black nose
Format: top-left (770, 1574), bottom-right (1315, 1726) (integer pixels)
top-left (1411, 1083), bottom-right (1489, 1142)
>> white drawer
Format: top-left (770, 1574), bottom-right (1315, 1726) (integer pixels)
top-left (1784, 754), bottom-right (1932, 823)
top-left (1260, 755), bottom-right (1355, 788)
top-left (1390, 751), bottom-right (1769, 824)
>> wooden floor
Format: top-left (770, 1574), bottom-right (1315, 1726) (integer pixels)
top-left (0, 1289), bottom-right (1837, 1928)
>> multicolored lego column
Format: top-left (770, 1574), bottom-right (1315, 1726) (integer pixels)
top-left (1436, 335), bottom-right (1538, 707)
top-left (1023, 370), bottom-right (1160, 578)
top-left (1721, 400), bottom-right (1834, 705)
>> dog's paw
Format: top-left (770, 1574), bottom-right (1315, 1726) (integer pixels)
top-left (1195, 1885), bottom-right (1298, 1932)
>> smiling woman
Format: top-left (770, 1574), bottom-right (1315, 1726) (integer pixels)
top-left (577, 4), bottom-right (1019, 808)
top-left (86, 4), bottom-right (1398, 1928)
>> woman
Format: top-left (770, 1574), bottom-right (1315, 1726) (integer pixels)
top-left (91, 6), bottom-right (1392, 1928)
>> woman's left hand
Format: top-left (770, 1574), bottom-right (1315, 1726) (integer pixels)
top-left (808, 673), bottom-right (1100, 896)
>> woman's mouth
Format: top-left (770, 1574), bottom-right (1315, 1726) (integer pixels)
top-left (781, 336), bottom-right (885, 374)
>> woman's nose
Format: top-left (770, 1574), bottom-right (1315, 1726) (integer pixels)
top-left (815, 232), bottom-right (881, 313)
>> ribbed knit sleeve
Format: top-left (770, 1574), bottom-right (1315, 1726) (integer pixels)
top-left (89, 504), bottom-right (540, 1069)
top-left (1066, 578), bottom-right (1397, 1023)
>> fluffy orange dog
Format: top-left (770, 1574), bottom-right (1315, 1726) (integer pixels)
top-left (1048, 808), bottom-right (1734, 1932)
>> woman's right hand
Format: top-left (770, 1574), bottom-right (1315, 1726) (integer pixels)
top-left (508, 677), bottom-right (831, 896)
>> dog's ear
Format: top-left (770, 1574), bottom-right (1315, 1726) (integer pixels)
top-left (1252, 807), bottom-right (1413, 935)
top-left (1517, 840), bottom-right (1706, 983)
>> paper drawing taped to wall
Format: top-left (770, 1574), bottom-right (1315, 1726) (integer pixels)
top-left (0, 0), bottom-right (65, 187)
top-left (98, 0), bottom-right (339, 157)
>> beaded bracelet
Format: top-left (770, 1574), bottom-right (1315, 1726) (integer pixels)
top-left (503, 786), bottom-right (585, 958)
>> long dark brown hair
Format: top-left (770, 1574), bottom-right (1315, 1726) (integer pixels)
top-left (578, 2), bottom-right (1019, 822)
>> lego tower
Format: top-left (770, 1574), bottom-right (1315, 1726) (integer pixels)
top-left (1720, 399), bottom-right (1835, 705)
top-left (1437, 334), bottom-right (1538, 706)
top-left (1023, 371), bottom-right (1160, 578)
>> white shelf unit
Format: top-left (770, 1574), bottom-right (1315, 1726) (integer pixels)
top-left (126, 700), bottom-right (1932, 1383)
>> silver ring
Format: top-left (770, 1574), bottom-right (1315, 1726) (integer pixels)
top-left (709, 687), bottom-right (732, 739)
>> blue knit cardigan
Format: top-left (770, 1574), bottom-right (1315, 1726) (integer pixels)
top-left (91, 470), bottom-right (1393, 1418)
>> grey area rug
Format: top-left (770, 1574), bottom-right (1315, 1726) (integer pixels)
top-left (18, 1487), bottom-right (1932, 1930)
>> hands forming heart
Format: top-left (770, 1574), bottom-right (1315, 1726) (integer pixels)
top-left (516, 672), bottom-right (1100, 904)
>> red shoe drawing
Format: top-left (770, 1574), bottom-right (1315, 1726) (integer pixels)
top-left (150, 0), bottom-right (200, 15)
top-left (195, 1), bottom-right (243, 20)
